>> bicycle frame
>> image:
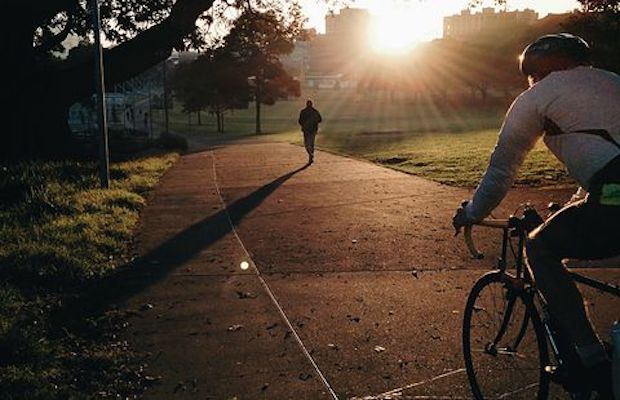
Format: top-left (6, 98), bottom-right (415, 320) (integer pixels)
top-left (465, 209), bottom-right (620, 380)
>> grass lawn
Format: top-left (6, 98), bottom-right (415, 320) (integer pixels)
top-left (303, 129), bottom-right (567, 188)
top-left (167, 89), bottom-right (571, 188)
top-left (0, 152), bottom-right (178, 399)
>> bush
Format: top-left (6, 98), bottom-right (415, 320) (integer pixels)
top-left (157, 132), bottom-right (188, 151)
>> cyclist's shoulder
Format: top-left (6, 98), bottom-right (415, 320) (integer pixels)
top-left (535, 66), bottom-right (620, 93)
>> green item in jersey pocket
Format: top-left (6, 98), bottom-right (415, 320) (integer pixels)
top-left (600, 183), bottom-right (620, 206)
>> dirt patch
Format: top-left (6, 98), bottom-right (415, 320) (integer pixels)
top-left (376, 156), bottom-right (409, 165)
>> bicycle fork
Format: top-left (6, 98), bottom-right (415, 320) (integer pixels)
top-left (485, 277), bottom-right (533, 357)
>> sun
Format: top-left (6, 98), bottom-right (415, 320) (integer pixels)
top-left (368, 5), bottom-right (439, 55)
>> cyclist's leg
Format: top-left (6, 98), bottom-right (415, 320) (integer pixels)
top-left (525, 200), bottom-right (620, 364)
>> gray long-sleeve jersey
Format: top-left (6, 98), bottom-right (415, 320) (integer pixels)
top-left (466, 66), bottom-right (620, 221)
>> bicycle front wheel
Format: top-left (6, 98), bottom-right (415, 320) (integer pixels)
top-left (463, 271), bottom-right (550, 400)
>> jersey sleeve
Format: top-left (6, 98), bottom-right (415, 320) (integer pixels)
top-left (465, 92), bottom-right (544, 221)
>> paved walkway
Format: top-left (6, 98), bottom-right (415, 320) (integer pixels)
top-left (121, 138), bottom-right (619, 399)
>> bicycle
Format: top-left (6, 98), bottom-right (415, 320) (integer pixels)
top-left (460, 203), bottom-right (620, 399)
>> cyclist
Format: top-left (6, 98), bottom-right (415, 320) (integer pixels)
top-left (452, 33), bottom-right (620, 396)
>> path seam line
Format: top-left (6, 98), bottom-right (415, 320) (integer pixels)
top-left (210, 152), bottom-right (340, 400)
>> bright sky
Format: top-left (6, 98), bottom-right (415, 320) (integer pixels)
top-left (300, 0), bottom-right (581, 51)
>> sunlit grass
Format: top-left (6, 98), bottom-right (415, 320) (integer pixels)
top-left (0, 152), bottom-right (178, 399)
top-left (285, 129), bottom-right (568, 187)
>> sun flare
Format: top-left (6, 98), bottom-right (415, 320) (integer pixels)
top-left (368, 4), bottom-right (439, 54)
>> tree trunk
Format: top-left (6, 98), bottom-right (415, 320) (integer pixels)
top-left (255, 80), bottom-right (262, 135)
top-left (479, 86), bottom-right (488, 105)
top-left (197, 111), bottom-right (201, 125)
top-left (255, 98), bottom-right (261, 135)
top-left (215, 111), bottom-right (222, 133)
top-left (3, 4), bottom-right (35, 161)
top-left (3, 4), bottom-right (79, 161)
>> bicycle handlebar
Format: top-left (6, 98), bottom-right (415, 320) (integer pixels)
top-left (464, 219), bottom-right (510, 259)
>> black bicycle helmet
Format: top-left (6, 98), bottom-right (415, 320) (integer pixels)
top-left (519, 33), bottom-right (590, 76)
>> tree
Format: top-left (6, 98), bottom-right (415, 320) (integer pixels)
top-left (565, 0), bottom-right (620, 73)
top-left (220, 7), bottom-right (302, 134)
top-left (577, 0), bottom-right (619, 11)
top-left (2, 0), bottom-right (311, 160)
top-left (173, 51), bottom-right (251, 133)
top-left (483, 0), bottom-right (620, 73)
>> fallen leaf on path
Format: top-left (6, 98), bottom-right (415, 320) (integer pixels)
top-left (327, 343), bottom-right (339, 350)
top-left (140, 303), bottom-right (154, 311)
top-left (227, 324), bottom-right (244, 332)
top-left (346, 314), bottom-right (360, 322)
top-left (299, 373), bottom-right (312, 381)
top-left (236, 291), bottom-right (257, 299)
top-left (374, 345), bottom-right (386, 353)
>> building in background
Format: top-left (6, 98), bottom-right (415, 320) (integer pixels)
top-left (443, 8), bottom-right (538, 39)
top-left (282, 8), bottom-right (371, 88)
top-left (310, 8), bottom-right (371, 76)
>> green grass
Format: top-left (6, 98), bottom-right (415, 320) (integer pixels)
top-left (313, 129), bottom-right (569, 187)
top-left (167, 89), bottom-right (570, 188)
top-left (0, 152), bottom-right (178, 399)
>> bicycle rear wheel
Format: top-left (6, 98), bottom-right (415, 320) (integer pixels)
top-left (463, 271), bottom-right (550, 400)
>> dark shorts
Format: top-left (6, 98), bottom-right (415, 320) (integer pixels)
top-left (532, 155), bottom-right (620, 260)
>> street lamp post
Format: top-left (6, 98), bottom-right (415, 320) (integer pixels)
top-left (90, 0), bottom-right (110, 188)
top-left (162, 60), bottom-right (170, 135)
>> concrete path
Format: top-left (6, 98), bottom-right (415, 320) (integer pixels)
top-left (121, 138), bottom-right (619, 399)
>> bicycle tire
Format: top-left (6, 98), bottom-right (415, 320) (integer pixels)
top-left (463, 271), bottom-right (550, 400)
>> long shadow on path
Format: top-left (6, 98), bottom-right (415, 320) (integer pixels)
top-left (57, 163), bottom-right (310, 321)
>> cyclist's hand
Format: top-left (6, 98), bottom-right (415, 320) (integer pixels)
top-left (452, 201), bottom-right (473, 235)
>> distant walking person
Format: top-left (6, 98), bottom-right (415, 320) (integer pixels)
top-left (298, 99), bottom-right (322, 164)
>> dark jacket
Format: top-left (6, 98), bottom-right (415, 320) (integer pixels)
top-left (298, 106), bottom-right (322, 133)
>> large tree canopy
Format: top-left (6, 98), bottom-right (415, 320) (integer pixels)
top-left (2, 0), bottom-right (313, 160)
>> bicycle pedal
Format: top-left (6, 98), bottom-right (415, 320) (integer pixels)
top-left (544, 365), bottom-right (590, 392)
top-left (544, 365), bottom-right (565, 382)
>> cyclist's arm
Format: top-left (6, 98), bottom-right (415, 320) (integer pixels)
top-left (465, 93), bottom-right (544, 221)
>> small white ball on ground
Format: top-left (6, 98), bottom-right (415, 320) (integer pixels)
top-left (240, 261), bottom-right (250, 270)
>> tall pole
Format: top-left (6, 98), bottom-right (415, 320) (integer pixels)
top-left (163, 60), bottom-right (170, 135)
top-left (90, 0), bottom-right (110, 188)
top-left (148, 82), bottom-right (153, 139)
